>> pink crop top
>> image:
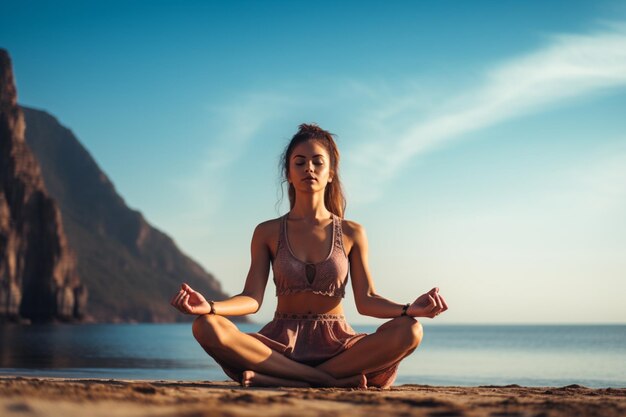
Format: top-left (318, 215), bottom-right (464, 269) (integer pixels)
top-left (272, 213), bottom-right (349, 298)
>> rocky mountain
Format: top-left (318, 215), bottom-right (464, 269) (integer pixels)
top-left (0, 49), bottom-right (86, 323)
top-left (20, 109), bottom-right (233, 323)
top-left (1, 48), bottom-right (233, 323)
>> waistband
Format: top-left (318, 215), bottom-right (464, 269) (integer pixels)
top-left (273, 312), bottom-right (346, 321)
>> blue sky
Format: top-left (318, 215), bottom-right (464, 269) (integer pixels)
top-left (2, 1), bottom-right (626, 324)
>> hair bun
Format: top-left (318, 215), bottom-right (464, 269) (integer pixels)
top-left (297, 123), bottom-right (330, 136)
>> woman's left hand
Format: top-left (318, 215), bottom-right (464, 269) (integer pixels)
top-left (170, 283), bottom-right (212, 315)
top-left (407, 287), bottom-right (448, 318)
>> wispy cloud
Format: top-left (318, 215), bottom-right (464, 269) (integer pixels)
top-left (166, 23), bottom-right (626, 224)
top-left (346, 23), bottom-right (626, 202)
top-left (168, 92), bottom-right (293, 236)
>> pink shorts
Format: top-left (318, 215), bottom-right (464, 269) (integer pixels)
top-left (223, 312), bottom-right (399, 388)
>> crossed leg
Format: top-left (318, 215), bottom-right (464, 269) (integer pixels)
top-left (240, 316), bottom-right (422, 388)
top-left (191, 314), bottom-right (366, 388)
top-left (316, 316), bottom-right (423, 388)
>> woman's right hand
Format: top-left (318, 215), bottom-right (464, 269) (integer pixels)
top-left (170, 283), bottom-right (212, 315)
top-left (407, 287), bottom-right (448, 318)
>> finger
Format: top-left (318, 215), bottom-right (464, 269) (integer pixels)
top-left (182, 294), bottom-right (191, 313)
top-left (175, 290), bottom-right (187, 304)
top-left (429, 287), bottom-right (439, 295)
top-left (174, 291), bottom-right (188, 308)
top-left (427, 294), bottom-right (437, 311)
top-left (440, 294), bottom-right (449, 312)
top-left (434, 292), bottom-right (444, 310)
top-left (170, 290), bottom-right (184, 306)
top-left (184, 283), bottom-right (197, 294)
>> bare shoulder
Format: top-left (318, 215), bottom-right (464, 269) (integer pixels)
top-left (253, 217), bottom-right (282, 240)
top-left (339, 218), bottom-right (368, 251)
top-left (252, 218), bottom-right (283, 259)
top-left (340, 218), bottom-right (365, 236)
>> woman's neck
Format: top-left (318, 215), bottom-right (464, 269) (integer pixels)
top-left (289, 192), bottom-right (331, 223)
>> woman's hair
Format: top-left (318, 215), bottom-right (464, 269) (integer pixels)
top-left (280, 123), bottom-right (346, 218)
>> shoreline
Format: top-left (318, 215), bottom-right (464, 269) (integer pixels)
top-left (1, 376), bottom-right (624, 417)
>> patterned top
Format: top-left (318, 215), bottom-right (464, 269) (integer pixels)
top-left (272, 213), bottom-right (349, 298)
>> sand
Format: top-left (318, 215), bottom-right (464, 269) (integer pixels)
top-left (0, 376), bottom-right (624, 417)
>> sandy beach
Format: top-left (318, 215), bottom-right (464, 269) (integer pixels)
top-left (0, 376), bottom-right (624, 417)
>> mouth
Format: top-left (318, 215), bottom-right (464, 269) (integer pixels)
top-left (302, 177), bottom-right (317, 181)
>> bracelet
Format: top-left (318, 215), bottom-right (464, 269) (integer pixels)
top-left (401, 303), bottom-right (410, 316)
top-left (208, 300), bottom-right (216, 315)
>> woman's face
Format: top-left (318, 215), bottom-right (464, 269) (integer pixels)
top-left (288, 140), bottom-right (333, 194)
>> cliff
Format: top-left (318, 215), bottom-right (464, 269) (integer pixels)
top-left (0, 49), bottom-right (86, 323)
top-left (1, 48), bottom-right (233, 323)
top-left (21, 107), bottom-right (230, 323)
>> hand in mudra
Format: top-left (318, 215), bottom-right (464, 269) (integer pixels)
top-left (170, 283), bottom-right (211, 315)
top-left (407, 287), bottom-right (448, 318)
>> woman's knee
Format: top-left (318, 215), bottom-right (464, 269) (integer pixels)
top-left (408, 318), bottom-right (424, 349)
top-left (192, 314), bottom-right (231, 348)
top-left (390, 316), bottom-right (423, 350)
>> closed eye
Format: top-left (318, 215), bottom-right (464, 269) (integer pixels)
top-left (293, 156), bottom-right (325, 166)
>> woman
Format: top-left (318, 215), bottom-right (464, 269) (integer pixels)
top-left (170, 124), bottom-right (448, 388)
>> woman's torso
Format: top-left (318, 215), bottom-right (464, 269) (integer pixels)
top-left (266, 213), bottom-right (355, 315)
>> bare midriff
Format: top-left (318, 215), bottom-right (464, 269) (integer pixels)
top-left (276, 293), bottom-right (344, 315)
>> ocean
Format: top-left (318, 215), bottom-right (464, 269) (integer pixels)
top-left (0, 323), bottom-right (624, 387)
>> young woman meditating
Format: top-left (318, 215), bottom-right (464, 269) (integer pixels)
top-left (170, 124), bottom-right (448, 388)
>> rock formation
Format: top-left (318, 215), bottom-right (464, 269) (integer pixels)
top-left (1, 48), bottom-right (232, 323)
top-left (0, 49), bottom-right (86, 323)
top-left (21, 106), bottom-right (232, 322)
top-left (20, 108), bottom-right (231, 322)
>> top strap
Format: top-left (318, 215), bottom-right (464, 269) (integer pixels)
top-left (277, 214), bottom-right (288, 250)
top-left (333, 214), bottom-right (345, 251)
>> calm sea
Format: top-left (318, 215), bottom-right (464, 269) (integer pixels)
top-left (0, 323), bottom-right (624, 387)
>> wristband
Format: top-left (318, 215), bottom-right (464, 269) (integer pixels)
top-left (401, 303), bottom-right (410, 316)
top-left (208, 300), bottom-right (216, 315)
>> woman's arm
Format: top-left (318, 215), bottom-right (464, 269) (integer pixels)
top-left (348, 221), bottom-right (448, 318)
top-left (170, 222), bottom-right (272, 316)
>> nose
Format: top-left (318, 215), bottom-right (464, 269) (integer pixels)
top-left (305, 161), bottom-right (314, 172)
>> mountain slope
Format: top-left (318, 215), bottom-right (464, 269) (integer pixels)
top-left (22, 106), bottom-right (230, 322)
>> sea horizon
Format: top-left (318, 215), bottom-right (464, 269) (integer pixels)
top-left (1, 323), bottom-right (624, 388)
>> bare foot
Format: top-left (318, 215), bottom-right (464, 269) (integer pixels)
top-left (333, 373), bottom-right (367, 389)
top-left (241, 370), bottom-right (311, 388)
